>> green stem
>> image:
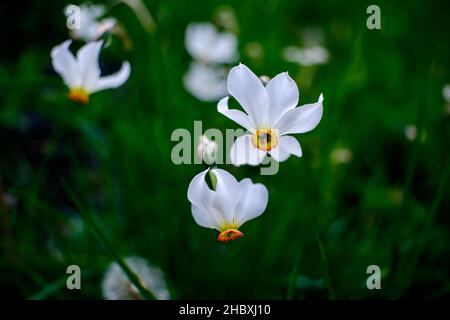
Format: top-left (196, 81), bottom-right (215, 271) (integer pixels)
top-left (317, 234), bottom-right (335, 300)
top-left (63, 182), bottom-right (156, 300)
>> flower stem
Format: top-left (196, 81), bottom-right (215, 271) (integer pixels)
top-left (63, 182), bottom-right (156, 300)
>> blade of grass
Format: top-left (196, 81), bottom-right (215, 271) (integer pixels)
top-left (286, 252), bottom-right (300, 300)
top-left (62, 181), bottom-right (156, 300)
top-left (317, 234), bottom-right (335, 300)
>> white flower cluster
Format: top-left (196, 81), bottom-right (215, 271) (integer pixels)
top-left (188, 63), bottom-right (324, 242)
top-left (184, 22), bottom-right (238, 102)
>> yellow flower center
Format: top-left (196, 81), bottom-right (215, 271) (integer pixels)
top-left (251, 128), bottom-right (278, 151)
top-left (68, 88), bottom-right (90, 104)
top-left (217, 228), bottom-right (244, 242)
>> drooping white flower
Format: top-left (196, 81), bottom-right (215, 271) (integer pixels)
top-left (283, 46), bottom-right (329, 67)
top-left (185, 22), bottom-right (238, 64)
top-left (197, 135), bottom-right (218, 164)
top-left (102, 256), bottom-right (170, 300)
top-left (218, 64), bottom-right (323, 166)
top-left (187, 168), bottom-right (268, 242)
top-left (65, 3), bottom-right (116, 42)
top-left (51, 40), bottom-right (131, 103)
top-left (183, 62), bottom-right (228, 102)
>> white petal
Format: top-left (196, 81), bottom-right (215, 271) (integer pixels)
top-left (234, 178), bottom-right (268, 227)
top-left (269, 135), bottom-right (302, 162)
top-left (187, 169), bottom-right (212, 209)
top-left (90, 61), bottom-right (131, 93)
top-left (217, 96), bottom-right (255, 132)
top-left (183, 62), bottom-right (227, 101)
top-left (77, 41), bottom-right (103, 91)
top-left (185, 23), bottom-right (237, 64)
top-left (187, 169), bottom-right (223, 229)
top-left (266, 72), bottom-right (299, 126)
top-left (51, 40), bottom-right (81, 88)
top-left (210, 169), bottom-right (241, 224)
top-left (229, 134), bottom-right (266, 166)
top-left (275, 94), bottom-right (323, 135)
top-left (191, 204), bottom-right (216, 229)
top-left (227, 64), bottom-right (269, 127)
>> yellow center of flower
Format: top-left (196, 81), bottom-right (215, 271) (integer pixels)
top-left (217, 228), bottom-right (244, 242)
top-left (251, 128), bottom-right (278, 151)
top-left (68, 88), bottom-right (90, 104)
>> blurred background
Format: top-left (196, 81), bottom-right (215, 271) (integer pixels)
top-left (0, 0), bottom-right (449, 299)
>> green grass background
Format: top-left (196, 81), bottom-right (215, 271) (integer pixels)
top-left (0, 0), bottom-right (449, 299)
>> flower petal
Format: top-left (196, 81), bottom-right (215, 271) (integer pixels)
top-left (275, 94), bottom-right (323, 135)
top-left (234, 178), bottom-right (268, 227)
top-left (217, 96), bottom-right (255, 132)
top-left (191, 204), bottom-right (216, 229)
top-left (77, 41), bottom-right (103, 91)
top-left (210, 169), bottom-right (241, 224)
top-left (229, 134), bottom-right (266, 166)
top-left (266, 72), bottom-right (299, 126)
top-left (227, 64), bottom-right (268, 127)
top-left (185, 23), bottom-right (237, 64)
top-left (90, 61), bottom-right (131, 93)
top-left (183, 62), bottom-right (227, 101)
top-left (269, 135), bottom-right (302, 162)
top-left (51, 40), bottom-right (81, 88)
top-left (187, 169), bottom-right (223, 229)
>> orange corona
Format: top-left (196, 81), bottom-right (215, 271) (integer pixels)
top-left (217, 228), bottom-right (244, 242)
top-left (68, 88), bottom-right (90, 104)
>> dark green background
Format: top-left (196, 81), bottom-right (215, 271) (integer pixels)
top-left (0, 0), bottom-right (449, 299)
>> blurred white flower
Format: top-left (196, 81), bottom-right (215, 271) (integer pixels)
top-left (65, 3), bottom-right (116, 42)
top-left (283, 46), bottom-right (329, 67)
top-left (51, 40), bottom-right (131, 103)
top-left (197, 135), bottom-right (218, 164)
top-left (102, 257), bottom-right (170, 300)
top-left (330, 148), bottom-right (352, 165)
top-left (218, 64), bottom-right (323, 166)
top-left (185, 22), bottom-right (238, 64)
top-left (443, 84), bottom-right (450, 103)
top-left (187, 168), bottom-right (268, 242)
top-left (183, 62), bottom-right (228, 102)
top-left (404, 125), bottom-right (417, 141)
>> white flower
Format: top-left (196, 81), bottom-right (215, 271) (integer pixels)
top-left (183, 62), bottom-right (228, 101)
top-left (218, 64), bottom-right (323, 166)
top-left (197, 135), bottom-right (218, 164)
top-left (187, 168), bottom-right (268, 242)
top-left (283, 45), bottom-right (329, 67)
top-left (102, 257), bottom-right (170, 300)
top-left (185, 22), bottom-right (238, 64)
top-left (443, 84), bottom-right (450, 103)
top-left (51, 40), bottom-right (131, 103)
top-left (66, 3), bottom-right (116, 42)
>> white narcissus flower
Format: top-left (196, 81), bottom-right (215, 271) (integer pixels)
top-left (185, 22), bottom-right (238, 64)
top-left (183, 62), bottom-right (228, 102)
top-left (102, 257), bottom-right (170, 300)
top-left (51, 40), bottom-right (131, 104)
top-left (197, 135), bottom-right (218, 164)
top-left (187, 168), bottom-right (268, 242)
top-left (218, 64), bottom-right (323, 166)
top-left (65, 3), bottom-right (116, 42)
